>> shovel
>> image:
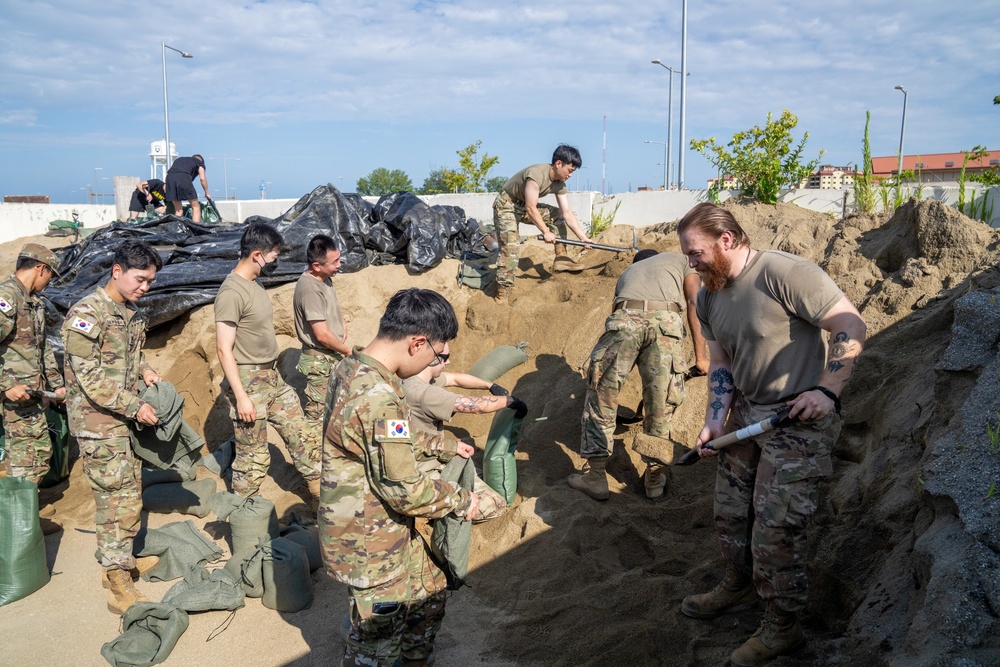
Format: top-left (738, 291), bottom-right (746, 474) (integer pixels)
top-left (536, 235), bottom-right (637, 253)
top-left (675, 406), bottom-right (794, 466)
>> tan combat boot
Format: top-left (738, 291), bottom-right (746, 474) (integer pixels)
top-left (493, 283), bottom-right (512, 305)
top-left (730, 602), bottom-right (805, 667)
top-left (681, 562), bottom-right (759, 619)
top-left (567, 457), bottom-right (610, 500)
top-left (552, 244), bottom-right (586, 272)
top-left (102, 556), bottom-right (161, 588)
top-left (105, 567), bottom-right (150, 615)
top-left (307, 477), bottom-right (322, 509)
top-left (644, 462), bottom-right (667, 499)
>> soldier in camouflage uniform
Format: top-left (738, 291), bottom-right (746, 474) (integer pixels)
top-left (215, 222), bottom-right (321, 502)
top-left (62, 240), bottom-right (164, 614)
top-left (570, 249), bottom-right (708, 501)
top-left (0, 244), bottom-right (65, 485)
top-left (320, 288), bottom-right (480, 667)
top-left (491, 145), bottom-right (593, 303)
top-left (677, 203), bottom-right (866, 667)
top-left (293, 234), bottom-right (350, 422)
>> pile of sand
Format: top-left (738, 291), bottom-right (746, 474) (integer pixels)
top-left (1, 198), bottom-right (997, 666)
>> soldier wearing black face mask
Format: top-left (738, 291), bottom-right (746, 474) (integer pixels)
top-left (213, 222), bottom-right (322, 502)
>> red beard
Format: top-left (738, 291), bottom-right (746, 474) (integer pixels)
top-left (698, 249), bottom-right (733, 292)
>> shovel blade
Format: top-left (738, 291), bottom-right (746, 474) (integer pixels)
top-left (675, 447), bottom-right (701, 466)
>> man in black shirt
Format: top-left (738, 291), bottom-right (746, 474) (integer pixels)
top-left (127, 179), bottom-right (167, 220)
top-left (165, 154), bottom-right (210, 222)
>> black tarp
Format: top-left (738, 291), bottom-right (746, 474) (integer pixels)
top-left (41, 184), bottom-right (492, 330)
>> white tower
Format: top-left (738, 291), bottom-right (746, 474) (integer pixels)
top-left (150, 140), bottom-right (177, 180)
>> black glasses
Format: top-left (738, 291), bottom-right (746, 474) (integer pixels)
top-left (429, 352), bottom-right (450, 367)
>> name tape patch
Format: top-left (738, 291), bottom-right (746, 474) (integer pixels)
top-left (71, 317), bottom-right (95, 334)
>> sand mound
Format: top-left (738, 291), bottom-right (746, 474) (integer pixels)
top-left (2, 200), bottom-right (999, 666)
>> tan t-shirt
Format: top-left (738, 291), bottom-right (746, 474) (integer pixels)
top-left (214, 272), bottom-right (279, 364)
top-left (401, 376), bottom-right (458, 435)
top-left (502, 164), bottom-right (567, 204)
top-left (293, 272), bottom-right (345, 350)
top-left (614, 251), bottom-right (695, 305)
top-left (697, 250), bottom-right (844, 404)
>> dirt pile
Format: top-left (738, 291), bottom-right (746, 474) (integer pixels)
top-left (1, 198), bottom-right (998, 666)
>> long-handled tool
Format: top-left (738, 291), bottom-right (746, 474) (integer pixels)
top-left (27, 389), bottom-right (65, 403)
top-left (676, 406), bottom-right (794, 466)
top-left (536, 235), bottom-right (634, 253)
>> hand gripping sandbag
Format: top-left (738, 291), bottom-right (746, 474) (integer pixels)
top-left (483, 409), bottom-right (523, 505)
top-left (141, 478), bottom-right (217, 517)
top-left (467, 343), bottom-right (528, 383)
top-left (100, 602), bottom-right (189, 667)
top-left (261, 537), bottom-right (314, 612)
top-left (0, 476), bottom-right (50, 606)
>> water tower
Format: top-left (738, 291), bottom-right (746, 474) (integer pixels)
top-left (150, 140), bottom-right (177, 180)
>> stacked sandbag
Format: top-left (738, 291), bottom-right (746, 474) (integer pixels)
top-left (0, 477), bottom-right (50, 606)
top-left (468, 343), bottom-right (528, 382)
top-left (142, 478), bottom-right (217, 518)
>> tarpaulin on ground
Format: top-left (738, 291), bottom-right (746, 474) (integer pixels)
top-left (41, 184), bottom-right (491, 330)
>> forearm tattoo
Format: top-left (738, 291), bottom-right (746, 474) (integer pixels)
top-left (828, 331), bottom-right (850, 373)
top-left (709, 368), bottom-right (734, 420)
top-left (454, 395), bottom-right (506, 414)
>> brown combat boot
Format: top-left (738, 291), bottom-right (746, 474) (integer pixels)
top-left (105, 567), bottom-right (150, 615)
top-left (307, 477), bottom-right (322, 509)
top-left (643, 462), bottom-right (667, 499)
top-left (730, 602), bottom-right (805, 667)
top-left (567, 457), bottom-right (610, 500)
top-left (681, 562), bottom-right (759, 619)
top-left (493, 283), bottom-right (512, 304)
top-left (102, 556), bottom-right (161, 588)
top-left (552, 244), bottom-right (586, 272)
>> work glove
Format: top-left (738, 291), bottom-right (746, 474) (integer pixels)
top-left (509, 397), bottom-right (528, 419)
top-left (489, 383), bottom-right (509, 396)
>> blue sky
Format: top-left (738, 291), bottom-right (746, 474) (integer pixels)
top-left (1, 1), bottom-right (998, 204)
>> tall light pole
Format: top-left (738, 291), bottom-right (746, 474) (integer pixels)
top-left (651, 60), bottom-right (675, 188)
top-left (644, 140), bottom-right (668, 189)
top-left (210, 157), bottom-right (240, 199)
top-left (162, 42), bottom-right (193, 171)
top-left (894, 85), bottom-right (908, 181)
top-left (678, 0), bottom-right (689, 189)
top-left (92, 167), bottom-right (102, 203)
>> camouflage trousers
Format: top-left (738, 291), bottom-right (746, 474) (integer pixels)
top-left (493, 190), bottom-right (568, 288)
top-left (295, 349), bottom-right (343, 422)
top-left (228, 367), bottom-right (321, 498)
top-left (343, 535), bottom-right (448, 666)
top-left (580, 309), bottom-right (687, 458)
top-left (714, 394), bottom-right (841, 615)
top-left (2, 399), bottom-right (51, 485)
top-left (79, 435), bottom-right (142, 570)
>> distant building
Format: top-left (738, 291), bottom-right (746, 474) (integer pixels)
top-left (871, 151), bottom-right (1000, 183)
top-left (707, 175), bottom-right (738, 190)
top-left (801, 165), bottom-right (856, 190)
top-left (3, 195), bottom-right (50, 204)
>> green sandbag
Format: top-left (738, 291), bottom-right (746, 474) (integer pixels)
top-left (0, 476), bottom-right (50, 606)
top-left (224, 543), bottom-right (266, 598)
top-left (467, 343), bottom-right (529, 383)
top-left (100, 602), bottom-right (189, 667)
top-left (456, 252), bottom-right (497, 290)
top-left (262, 537), bottom-right (313, 612)
top-left (38, 408), bottom-right (69, 488)
top-left (279, 524), bottom-right (322, 572)
top-left (137, 520), bottom-right (224, 582)
top-left (483, 409), bottom-right (523, 505)
top-left (228, 496), bottom-right (279, 561)
top-left (162, 565), bottom-right (245, 612)
top-left (431, 456), bottom-right (474, 590)
top-left (141, 478), bottom-right (217, 518)
top-left (141, 466), bottom-right (196, 487)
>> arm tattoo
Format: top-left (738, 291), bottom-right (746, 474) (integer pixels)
top-left (709, 368), bottom-right (734, 420)
top-left (453, 395), bottom-right (504, 414)
top-left (827, 331), bottom-right (851, 374)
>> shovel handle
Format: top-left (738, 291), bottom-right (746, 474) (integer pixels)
top-left (536, 236), bottom-right (632, 253)
top-left (676, 407), bottom-right (793, 465)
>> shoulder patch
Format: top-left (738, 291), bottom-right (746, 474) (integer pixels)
top-left (385, 419), bottom-right (410, 440)
top-left (70, 316), bottom-right (96, 335)
top-left (0, 298), bottom-right (12, 315)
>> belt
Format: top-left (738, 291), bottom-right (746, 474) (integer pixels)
top-left (301, 346), bottom-right (339, 357)
top-left (613, 299), bottom-right (681, 313)
top-left (237, 360), bottom-right (278, 371)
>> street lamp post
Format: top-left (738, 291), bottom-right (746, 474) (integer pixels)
top-left (210, 157), bottom-right (240, 199)
top-left (894, 85), bottom-right (908, 182)
top-left (162, 42), bottom-right (193, 171)
top-left (678, 0), bottom-right (689, 189)
top-left (651, 60), bottom-right (676, 188)
top-left (92, 167), bottom-right (103, 204)
top-left (644, 140), bottom-right (668, 189)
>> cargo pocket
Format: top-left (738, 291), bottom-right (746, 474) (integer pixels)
top-left (376, 438), bottom-right (418, 482)
top-left (758, 461), bottom-right (823, 529)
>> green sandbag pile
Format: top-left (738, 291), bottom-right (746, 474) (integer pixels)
top-left (279, 524), bottom-right (322, 572)
top-left (142, 478), bottom-right (217, 517)
top-left (0, 476), bottom-right (50, 606)
top-left (483, 409), bottom-right (523, 505)
top-left (227, 537), bottom-right (313, 611)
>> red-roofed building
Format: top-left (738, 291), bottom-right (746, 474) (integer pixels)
top-left (800, 165), bottom-right (856, 189)
top-left (872, 151), bottom-right (1000, 183)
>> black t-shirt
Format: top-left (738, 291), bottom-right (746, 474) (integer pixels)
top-left (167, 156), bottom-right (204, 179)
top-left (146, 179), bottom-right (166, 202)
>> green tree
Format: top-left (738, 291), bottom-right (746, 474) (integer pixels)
top-left (356, 168), bottom-right (413, 196)
top-left (486, 175), bottom-right (508, 192)
top-left (691, 109), bottom-right (824, 204)
top-left (454, 140), bottom-right (500, 193)
top-left (420, 167), bottom-right (460, 194)
top-left (994, 94), bottom-right (1000, 105)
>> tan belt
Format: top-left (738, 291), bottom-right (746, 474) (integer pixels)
top-left (237, 360), bottom-right (278, 371)
top-left (301, 347), bottom-right (327, 357)
top-left (613, 299), bottom-right (681, 313)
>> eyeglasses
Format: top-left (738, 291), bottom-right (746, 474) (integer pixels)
top-left (429, 352), bottom-right (450, 367)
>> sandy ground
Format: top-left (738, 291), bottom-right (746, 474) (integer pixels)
top-left (1, 199), bottom-right (998, 666)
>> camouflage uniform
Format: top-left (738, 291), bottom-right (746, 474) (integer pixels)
top-left (295, 349), bottom-right (344, 421)
top-left (0, 275), bottom-right (64, 484)
top-left (63, 287), bottom-right (154, 570)
top-left (715, 393), bottom-right (840, 615)
top-left (227, 366), bottom-right (321, 497)
top-left (580, 306), bottom-right (687, 459)
top-left (320, 350), bottom-right (471, 666)
top-left (493, 190), bottom-right (568, 288)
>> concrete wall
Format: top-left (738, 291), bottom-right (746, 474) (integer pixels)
top-left (0, 203), bottom-right (117, 244)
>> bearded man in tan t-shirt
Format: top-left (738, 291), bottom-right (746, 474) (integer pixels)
top-left (677, 203), bottom-right (866, 667)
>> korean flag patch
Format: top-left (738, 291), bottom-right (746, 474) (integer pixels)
top-left (71, 316), bottom-right (95, 335)
top-left (385, 419), bottom-right (410, 440)
top-left (0, 298), bottom-right (11, 314)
